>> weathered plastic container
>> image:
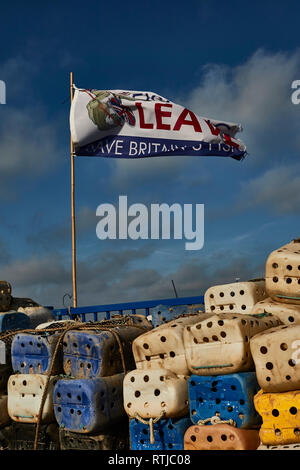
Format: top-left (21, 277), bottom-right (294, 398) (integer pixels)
top-left (11, 331), bottom-right (64, 375)
top-left (0, 311), bottom-right (30, 332)
top-left (130, 416), bottom-right (191, 450)
top-left (0, 395), bottom-right (10, 428)
top-left (7, 374), bottom-right (59, 424)
top-left (63, 326), bottom-right (143, 378)
top-left (184, 313), bottom-right (280, 376)
top-left (7, 422), bottom-right (59, 450)
top-left (53, 374), bottom-right (125, 434)
top-left (258, 443), bottom-right (300, 450)
top-left (123, 368), bottom-right (189, 419)
top-left (183, 423), bottom-right (260, 450)
top-left (204, 280), bottom-right (267, 315)
top-left (265, 239), bottom-right (300, 304)
top-left (133, 314), bottom-right (211, 376)
top-left (254, 389), bottom-right (300, 445)
top-left (59, 427), bottom-right (129, 450)
top-left (188, 372), bottom-right (261, 428)
top-left (0, 281), bottom-right (11, 312)
top-left (151, 304), bottom-right (203, 328)
top-left (250, 324), bottom-right (300, 392)
top-left (251, 297), bottom-right (300, 325)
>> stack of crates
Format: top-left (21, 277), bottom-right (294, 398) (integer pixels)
top-left (182, 280), bottom-right (280, 450)
top-left (124, 314), bottom-right (210, 450)
top-left (249, 239), bottom-right (300, 450)
top-left (151, 304), bottom-right (203, 328)
top-left (53, 320), bottom-right (149, 450)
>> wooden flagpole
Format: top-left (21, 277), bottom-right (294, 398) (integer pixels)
top-left (70, 72), bottom-right (77, 308)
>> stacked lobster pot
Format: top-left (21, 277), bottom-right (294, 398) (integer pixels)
top-left (183, 280), bottom-right (280, 450)
top-left (53, 316), bottom-right (151, 450)
top-left (124, 314), bottom-right (211, 450)
top-left (151, 304), bottom-right (204, 328)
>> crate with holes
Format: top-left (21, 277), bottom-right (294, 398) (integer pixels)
top-left (265, 238), bottom-right (300, 304)
top-left (53, 374), bottom-right (126, 433)
top-left (258, 443), bottom-right (300, 450)
top-left (59, 425), bottom-right (129, 450)
top-left (251, 297), bottom-right (300, 325)
top-left (132, 314), bottom-right (211, 377)
top-left (204, 280), bottom-right (267, 315)
top-left (7, 422), bottom-right (60, 450)
top-left (11, 330), bottom-right (64, 375)
top-left (250, 324), bottom-right (300, 393)
top-left (183, 313), bottom-right (280, 376)
top-left (183, 423), bottom-right (260, 450)
top-left (151, 304), bottom-right (203, 328)
top-left (124, 369), bottom-right (189, 420)
top-left (130, 416), bottom-right (191, 450)
top-left (254, 389), bottom-right (300, 445)
top-left (63, 325), bottom-right (147, 379)
top-left (7, 374), bottom-right (59, 424)
top-left (188, 372), bottom-right (261, 429)
top-left (0, 311), bottom-right (31, 332)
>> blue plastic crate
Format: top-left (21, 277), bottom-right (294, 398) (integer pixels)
top-left (63, 326), bottom-right (142, 378)
top-left (11, 331), bottom-right (63, 375)
top-left (151, 305), bottom-right (201, 328)
top-left (130, 417), bottom-right (191, 450)
top-left (0, 311), bottom-right (30, 332)
top-left (188, 372), bottom-right (261, 429)
top-left (53, 374), bottom-right (126, 433)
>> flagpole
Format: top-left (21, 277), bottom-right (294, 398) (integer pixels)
top-left (70, 72), bottom-right (77, 308)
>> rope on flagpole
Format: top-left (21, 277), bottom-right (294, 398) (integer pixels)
top-left (70, 72), bottom-right (77, 308)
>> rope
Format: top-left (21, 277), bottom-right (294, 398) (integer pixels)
top-left (197, 414), bottom-right (236, 427)
top-left (134, 411), bottom-right (166, 445)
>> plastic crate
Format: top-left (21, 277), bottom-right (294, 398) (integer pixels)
top-left (183, 313), bottom-right (280, 376)
top-left (133, 314), bottom-right (209, 376)
top-left (124, 368), bottom-right (189, 419)
top-left (11, 331), bottom-right (63, 375)
top-left (59, 426), bottom-right (129, 450)
top-left (188, 372), bottom-right (261, 428)
top-left (251, 297), bottom-right (300, 325)
top-left (258, 443), bottom-right (300, 450)
top-left (0, 311), bottom-right (30, 332)
top-left (7, 422), bottom-right (59, 450)
top-left (183, 423), bottom-right (260, 450)
top-left (63, 326), bottom-right (143, 378)
top-left (151, 305), bottom-right (203, 328)
top-left (265, 239), bottom-right (300, 304)
top-left (204, 280), bottom-right (266, 315)
top-left (250, 324), bottom-right (300, 392)
top-left (8, 374), bottom-right (58, 423)
top-left (254, 389), bottom-right (300, 445)
top-left (53, 374), bottom-right (125, 433)
top-left (130, 416), bottom-right (191, 450)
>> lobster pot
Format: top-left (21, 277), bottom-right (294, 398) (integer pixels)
top-left (183, 313), bottom-right (280, 376)
top-left (63, 326), bottom-right (144, 379)
top-left (109, 314), bottom-right (153, 330)
top-left (7, 422), bottom-right (59, 450)
top-left (0, 281), bottom-right (12, 312)
top-left (133, 314), bottom-right (211, 376)
top-left (265, 239), bottom-right (300, 304)
top-left (53, 374), bottom-right (125, 434)
top-left (0, 395), bottom-right (10, 428)
top-left (0, 311), bottom-right (30, 332)
top-left (251, 297), bottom-right (300, 326)
top-left (250, 324), bottom-right (300, 393)
top-left (11, 331), bottom-right (64, 375)
top-left (258, 443), bottom-right (300, 450)
top-left (183, 424), bottom-right (260, 450)
top-left (204, 280), bottom-right (267, 315)
top-left (188, 372), bottom-right (261, 429)
top-left (124, 369), bottom-right (189, 419)
top-left (151, 304), bottom-right (203, 328)
top-left (0, 365), bottom-right (12, 394)
top-left (7, 374), bottom-right (59, 424)
top-left (130, 416), bottom-right (191, 450)
top-left (59, 427), bottom-right (129, 450)
top-left (254, 389), bottom-right (300, 445)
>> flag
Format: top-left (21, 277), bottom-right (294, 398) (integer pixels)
top-left (70, 88), bottom-right (246, 160)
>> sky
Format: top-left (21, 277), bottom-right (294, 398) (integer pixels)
top-left (0, 0), bottom-right (300, 308)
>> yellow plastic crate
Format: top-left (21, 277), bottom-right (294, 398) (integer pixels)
top-left (254, 389), bottom-right (300, 445)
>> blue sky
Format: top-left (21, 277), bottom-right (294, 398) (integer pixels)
top-left (0, 0), bottom-right (300, 307)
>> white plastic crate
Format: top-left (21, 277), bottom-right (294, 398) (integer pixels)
top-left (184, 313), bottom-right (280, 376)
top-left (7, 374), bottom-right (59, 423)
top-left (265, 239), bottom-right (300, 304)
top-left (123, 368), bottom-right (189, 419)
top-left (250, 324), bottom-right (300, 392)
top-left (204, 280), bottom-right (267, 314)
top-left (251, 297), bottom-right (300, 325)
top-left (132, 314), bottom-right (211, 376)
